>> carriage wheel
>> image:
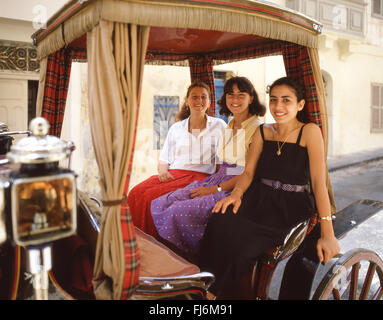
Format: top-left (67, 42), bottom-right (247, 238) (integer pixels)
top-left (312, 248), bottom-right (383, 300)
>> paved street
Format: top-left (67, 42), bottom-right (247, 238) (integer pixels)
top-left (329, 159), bottom-right (383, 300)
top-left (330, 159), bottom-right (383, 267)
top-left (331, 159), bottom-right (383, 212)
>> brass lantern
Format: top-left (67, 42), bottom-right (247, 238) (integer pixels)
top-left (6, 117), bottom-right (77, 247)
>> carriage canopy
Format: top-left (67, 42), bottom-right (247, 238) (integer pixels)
top-left (32, 0), bottom-right (332, 299)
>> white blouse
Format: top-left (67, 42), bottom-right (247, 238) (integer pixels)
top-left (159, 116), bottom-right (227, 174)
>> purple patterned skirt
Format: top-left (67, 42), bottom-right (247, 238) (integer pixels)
top-left (151, 162), bottom-right (242, 254)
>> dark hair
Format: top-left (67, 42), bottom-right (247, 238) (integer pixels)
top-left (217, 76), bottom-right (266, 117)
top-left (175, 81), bottom-right (211, 121)
top-left (267, 77), bottom-right (309, 123)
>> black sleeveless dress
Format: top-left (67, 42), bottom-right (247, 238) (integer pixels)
top-left (198, 124), bottom-right (316, 295)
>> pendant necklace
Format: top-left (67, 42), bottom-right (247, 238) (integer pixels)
top-left (276, 125), bottom-right (299, 156)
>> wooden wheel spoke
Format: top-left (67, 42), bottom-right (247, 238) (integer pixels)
top-left (332, 288), bottom-right (341, 300)
top-left (337, 271), bottom-right (352, 298)
top-left (349, 262), bottom-right (360, 300)
top-left (313, 249), bottom-right (383, 300)
top-left (359, 262), bottom-right (377, 300)
top-left (371, 286), bottom-right (383, 300)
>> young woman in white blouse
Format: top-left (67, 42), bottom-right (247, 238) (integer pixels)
top-left (123, 81), bottom-right (227, 239)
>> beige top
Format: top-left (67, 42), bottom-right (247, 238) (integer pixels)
top-left (216, 114), bottom-right (262, 169)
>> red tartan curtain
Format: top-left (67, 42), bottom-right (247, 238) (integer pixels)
top-left (41, 48), bottom-right (72, 137)
top-left (282, 43), bottom-right (322, 129)
top-left (188, 56), bottom-right (216, 116)
top-left (41, 48), bottom-right (87, 137)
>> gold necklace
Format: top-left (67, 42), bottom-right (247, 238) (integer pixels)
top-left (276, 126), bottom-right (300, 156)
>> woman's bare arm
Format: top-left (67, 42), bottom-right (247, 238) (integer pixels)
top-left (305, 123), bottom-right (340, 263)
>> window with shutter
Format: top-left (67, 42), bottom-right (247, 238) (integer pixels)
top-left (371, 83), bottom-right (383, 132)
top-left (372, 0), bottom-right (383, 19)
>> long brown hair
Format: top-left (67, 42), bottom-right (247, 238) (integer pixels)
top-left (175, 81), bottom-right (211, 121)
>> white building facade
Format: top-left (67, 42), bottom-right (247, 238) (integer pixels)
top-left (0, 0), bottom-right (66, 135)
top-left (283, 0), bottom-right (383, 156)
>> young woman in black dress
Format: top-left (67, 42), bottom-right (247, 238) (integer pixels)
top-left (198, 77), bottom-right (340, 299)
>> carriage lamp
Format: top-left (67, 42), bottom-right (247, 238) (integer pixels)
top-left (10, 173), bottom-right (76, 246)
top-left (0, 117), bottom-right (77, 299)
top-left (6, 117), bottom-right (77, 246)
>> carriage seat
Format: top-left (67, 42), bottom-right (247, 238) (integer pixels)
top-left (248, 216), bottom-right (317, 300)
top-left (77, 191), bottom-right (215, 300)
top-left (131, 227), bottom-right (215, 299)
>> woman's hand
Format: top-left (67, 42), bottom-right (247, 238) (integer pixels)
top-left (190, 186), bottom-right (217, 198)
top-left (158, 170), bottom-right (174, 182)
top-left (158, 162), bottom-right (174, 182)
top-left (212, 192), bottom-right (242, 214)
top-left (316, 235), bottom-right (340, 264)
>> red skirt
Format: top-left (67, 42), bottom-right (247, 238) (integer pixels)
top-left (122, 170), bottom-right (210, 239)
